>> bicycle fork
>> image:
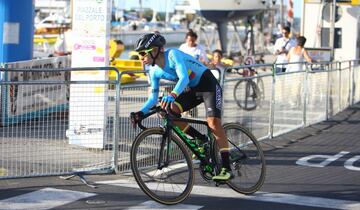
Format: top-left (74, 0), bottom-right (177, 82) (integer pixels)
top-left (157, 127), bottom-right (171, 170)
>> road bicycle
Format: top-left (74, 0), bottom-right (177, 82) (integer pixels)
top-left (130, 106), bottom-right (266, 205)
top-left (233, 67), bottom-right (265, 111)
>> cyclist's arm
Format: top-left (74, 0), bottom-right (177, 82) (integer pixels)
top-left (169, 50), bottom-right (190, 96)
top-left (140, 71), bottom-right (160, 114)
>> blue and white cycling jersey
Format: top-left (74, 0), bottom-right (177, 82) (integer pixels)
top-left (140, 48), bottom-right (208, 114)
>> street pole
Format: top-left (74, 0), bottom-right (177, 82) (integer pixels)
top-left (165, 0), bottom-right (169, 29)
top-left (329, 0), bottom-right (336, 61)
top-left (139, 0), bottom-right (143, 19)
top-left (281, 0), bottom-right (284, 25)
top-left (0, 0), bottom-right (34, 62)
top-left (300, 0), bottom-right (305, 35)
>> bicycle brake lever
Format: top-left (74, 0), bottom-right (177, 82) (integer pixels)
top-left (130, 113), bottom-right (137, 128)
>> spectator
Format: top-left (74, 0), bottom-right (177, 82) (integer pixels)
top-left (179, 29), bottom-right (209, 65)
top-left (208, 49), bottom-right (229, 71)
top-left (53, 27), bottom-right (72, 56)
top-left (207, 49), bottom-right (229, 82)
top-left (53, 31), bottom-right (67, 56)
top-left (130, 21), bottom-right (137, 31)
top-left (109, 39), bottom-right (125, 61)
top-left (286, 36), bottom-right (314, 72)
top-left (273, 26), bottom-right (296, 73)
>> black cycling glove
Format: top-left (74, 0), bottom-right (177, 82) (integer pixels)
top-left (130, 111), bottom-right (144, 128)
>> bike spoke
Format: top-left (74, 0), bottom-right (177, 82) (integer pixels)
top-left (131, 128), bottom-right (194, 204)
top-left (221, 123), bottom-right (266, 194)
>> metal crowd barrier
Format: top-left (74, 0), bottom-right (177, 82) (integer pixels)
top-left (1, 60), bottom-right (360, 179)
top-left (0, 67), bottom-right (120, 179)
top-left (221, 60), bottom-right (360, 139)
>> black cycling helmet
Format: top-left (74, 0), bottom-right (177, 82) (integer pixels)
top-left (134, 33), bottom-right (166, 52)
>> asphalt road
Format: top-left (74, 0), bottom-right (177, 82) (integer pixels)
top-left (0, 104), bottom-right (359, 210)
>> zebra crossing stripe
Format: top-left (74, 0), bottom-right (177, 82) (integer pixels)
top-left (98, 179), bottom-right (360, 210)
top-left (0, 187), bottom-right (96, 210)
top-left (145, 162), bottom-right (189, 177)
top-left (126, 200), bottom-right (202, 210)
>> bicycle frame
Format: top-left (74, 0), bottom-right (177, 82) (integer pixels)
top-left (167, 116), bottom-right (216, 173)
top-left (139, 108), bottom-right (216, 174)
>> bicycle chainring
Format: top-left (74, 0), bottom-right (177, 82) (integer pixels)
top-left (199, 163), bottom-right (214, 182)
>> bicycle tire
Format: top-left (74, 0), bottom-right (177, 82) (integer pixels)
top-left (130, 127), bottom-right (194, 205)
top-left (212, 123), bottom-right (266, 194)
top-left (256, 77), bottom-right (265, 102)
top-left (233, 79), bottom-right (260, 111)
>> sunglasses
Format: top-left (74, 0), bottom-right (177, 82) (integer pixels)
top-left (138, 48), bottom-right (153, 57)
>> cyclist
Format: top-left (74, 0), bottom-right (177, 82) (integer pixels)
top-left (130, 33), bottom-right (233, 181)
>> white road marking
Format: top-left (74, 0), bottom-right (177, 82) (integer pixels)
top-left (145, 162), bottom-right (189, 177)
top-left (0, 187), bottom-right (96, 210)
top-left (296, 151), bottom-right (350, 167)
top-left (126, 200), bottom-right (202, 210)
top-left (98, 179), bottom-right (360, 210)
top-left (344, 155), bottom-right (360, 171)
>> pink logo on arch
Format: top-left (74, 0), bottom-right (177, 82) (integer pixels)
top-left (93, 56), bottom-right (105, 62)
top-left (73, 44), bottom-right (96, 50)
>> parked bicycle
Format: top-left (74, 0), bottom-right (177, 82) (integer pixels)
top-left (233, 67), bottom-right (265, 111)
top-left (130, 106), bottom-right (266, 205)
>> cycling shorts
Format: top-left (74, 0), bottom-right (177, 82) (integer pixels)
top-left (174, 70), bottom-right (222, 118)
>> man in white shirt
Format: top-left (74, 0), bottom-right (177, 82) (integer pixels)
top-left (274, 26), bottom-right (296, 73)
top-left (53, 28), bottom-right (72, 56)
top-left (179, 29), bottom-right (209, 65)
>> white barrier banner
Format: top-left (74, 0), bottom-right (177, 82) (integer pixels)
top-left (1, 56), bottom-right (71, 125)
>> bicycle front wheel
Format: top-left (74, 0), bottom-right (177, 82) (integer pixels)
top-left (130, 127), bottom-right (194, 205)
top-left (222, 123), bottom-right (266, 194)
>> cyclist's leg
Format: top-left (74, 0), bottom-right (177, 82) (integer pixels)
top-left (170, 90), bottom-right (204, 140)
top-left (207, 116), bottom-right (231, 166)
top-left (199, 81), bottom-right (233, 181)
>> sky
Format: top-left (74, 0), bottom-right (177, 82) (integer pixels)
top-left (293, 0), bottom-right (302, 18)
top-left (114, 0), bottom-right (176, 13)
top-left (114, 0), bottom-right (302, 17)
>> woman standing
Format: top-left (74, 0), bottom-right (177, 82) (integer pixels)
top-left (286, 36), bottom-right (314, 72)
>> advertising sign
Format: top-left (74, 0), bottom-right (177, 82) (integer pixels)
top-left (68, 0), bottom-right (111, 148)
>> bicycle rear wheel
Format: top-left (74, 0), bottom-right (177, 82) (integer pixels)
top-left (215, 123), bottom-right (266, 194)
top-left (130, 127), bottom-right (194, 205)
top-left (256, 77), bottom-right (265, 102)
top-left (233, 80), bottom-right (260, 111)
